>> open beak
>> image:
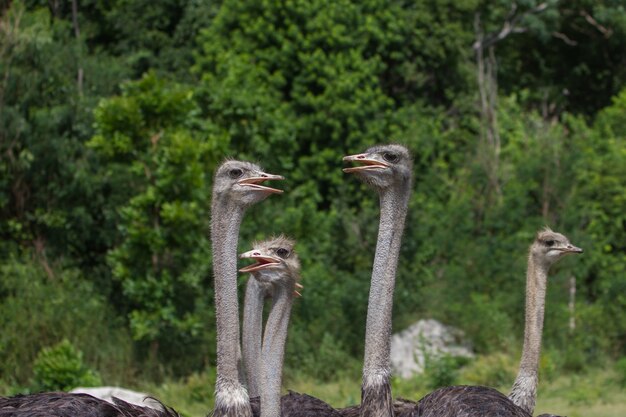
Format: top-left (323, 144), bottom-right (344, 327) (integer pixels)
top-left (239, 250), bottom-right (281, 273)
top-left (342, 153), bottom-right (389, 173)
top-left (238, 172), bottom-right (284, 194)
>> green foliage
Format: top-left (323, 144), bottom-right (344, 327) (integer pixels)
top-left (458, 353), bottom-right (517, 388)
top-left (563, 375), bottom-right (605, 406)
top-left (496, 0), bottom-right (626, 115)
top-left (0, 255), bottom-right (133, 386)
top-left (88, 72), bottom-right (224, 376)
top-left (615, 357), bottom-right (626, 387)
top-left (0, 1), bottom-right (126, 248)
top-left (565, 91), bottom-right (626, 358)
top-left (146, 370), bottom-right (217, 417)
top-left (1, 0), bottom-right (625, 392)
top-left (33, 339), bottom-right (101, 392)
top-left (291, 332), bottom-right (360, 382)
top-left (424, 355), bottom-right (467, 390)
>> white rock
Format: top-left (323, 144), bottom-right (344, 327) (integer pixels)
top-left (69, 386), bottom-right (161, 409)
top-left (390, 319), bottom-right (474, 379)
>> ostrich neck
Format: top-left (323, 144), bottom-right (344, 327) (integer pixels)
top-left (361, 184), bottom-right (410, 417)
top-left (242, 277), bottom-right (268, 398)
top-left (211, 196), bottom-right (251, 416)
top-left (260, 278), bottom-right (294, 417)
top-left (509, 255), bottom-right (549, 415)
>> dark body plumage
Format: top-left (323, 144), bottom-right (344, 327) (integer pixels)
top-left (335, 390), bottom-right (565, 417)
top-left (413, 386), bottom-right (531, 417)
top-left (404, 385), bottom-right (563, 417)
top-left (280, 392), bottom-right (343, 417)
top-left (340, 386), bottom-right (566, 417)
top-left (249, 392), bottom-right (341, 417)
top-left (339, 397), bottom-right (418, 417)
top-left (0, 392), bottom-right (179, 417)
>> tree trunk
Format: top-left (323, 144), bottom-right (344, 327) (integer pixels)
top-left (71, 0), bottom-right (83, 95)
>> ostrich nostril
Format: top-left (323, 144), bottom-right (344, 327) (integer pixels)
top-left (357, 155), bottom-right (365, 159)
top-left (253, 252), bottom-right (260, 256)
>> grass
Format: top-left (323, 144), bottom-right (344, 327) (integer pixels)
top-left (138, 365), bottom-right (626, 417)
top-left (535, 369), bottom-right (626, 417)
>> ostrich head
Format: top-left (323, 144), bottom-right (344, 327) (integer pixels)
top-left (342, 144), bottom-right (413, 189)
top-left (531, 227), bottom-right (583, 268)
top-left (239, 236), bottom-right (300, 285)
top-left (212, 160), bottom-right (284, 207)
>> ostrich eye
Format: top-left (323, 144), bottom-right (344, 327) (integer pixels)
top-left (545, 240), bottom-right (555, 247)
top-left (229, 168), bottom-right (244, 179)
top-left (275, 248), bottom-right (290, 258)
top-left (383, 153), bottom-right (399, 163)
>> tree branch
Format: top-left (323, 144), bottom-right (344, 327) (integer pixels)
top-left (71, 0), bottom-right (80, 38)
top-left (71, 0), bottom-right (83, 95)
top-left (580, 10), bottom-right (613, 38)
top-left (473, 2), bottom-right (549, 51)
top-left (552, 31), bottom-right (578, 46)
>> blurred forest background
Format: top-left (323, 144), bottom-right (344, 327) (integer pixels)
top-left (0, 0), bottom-right (624, 415)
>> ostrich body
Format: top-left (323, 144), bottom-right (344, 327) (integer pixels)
top-left (343, 144), bottom-right (414, 417)
top-left (411, 228), bottom-right (582, 417)
top-left (0, 391), bottom-right (179, 417)
top-left (210, 160), bottom-right (284, 417)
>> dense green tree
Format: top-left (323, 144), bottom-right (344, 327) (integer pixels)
top-left (0, 2), bottom-right (128, 276)
top-left (20, 0), bottom-right (219, 81)
top-left (88, 72), bottom-right (226, 375)
top-left (498, 0), bottom-right (626, 116)
top-left (568, 90), bottom-right (626, 357)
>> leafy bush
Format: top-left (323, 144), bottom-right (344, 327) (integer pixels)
top-left (459, 353), bottom-right (517, 389)
top-left (564, 375), bottom-right (604, 406)
top-left (616, 357), bottom-right (626, 387)
top-left (538, 349), bottom-right (558, 383)
top-left (183, 371), bottom-right (216, 403)
top-left (424, 354), bottom-right (467, 390)
top-left (32, 339), bottom-right (101, 391)
top-left (146, 370), bottom-right (217, 417)
top-left (299, 333), bottom-right (360, 382)
top-left (0, 256), bottom-right (134, 385)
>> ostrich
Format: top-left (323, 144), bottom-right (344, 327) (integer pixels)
top-left (240, 236), bottom-right (300, 417)
top-left (408, 228), bottom-right (583, 417)
top-left (241, 238), bottom-right (303, 399)
top-left (210, 160), bottom-right (284, 417)
top-left (240, 237), bottom-right (343, 417)
top-left (342, 144), bottom-right (414, 417)
top-left (508, 229), bottom-right (582, 413)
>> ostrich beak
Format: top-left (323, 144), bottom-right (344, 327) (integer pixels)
top-left (238, 172), bottom-right (284, 194)
top-left (563, 244), bottom-right (583, 254)
top-left (239, 250), bottom-right (281, 272)
top-left (342, 153), bottom-right (389, 173)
